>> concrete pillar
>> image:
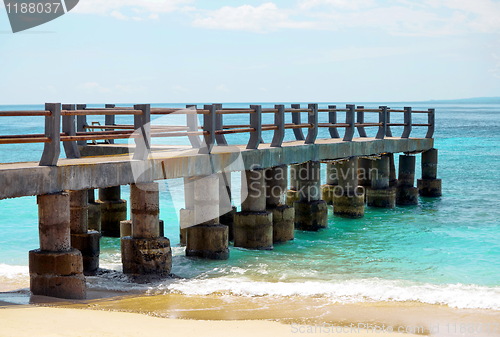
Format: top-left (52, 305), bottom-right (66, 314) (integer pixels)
top-left (234, 169), bottom-right (273, 249)
top-left (321, 162), bottom-right (338, 205)
top-left (388, 153), bottom-right (398, 187)
top-left (396, 155), bottom-right (419, 205)
top-left (219, 172), bottom-right (236, 241)
top-left (87, 189), bottom-right (101, 232)
top-left (121, 219), bottom-right (164, 238)
top-left (121, 183), bottom-right (172, 275)
top-left (294, 161), bottom-right (328, 230)
top-left (69, 190), bottom-right (100, 275)
top-left (286, 164), bottom-right (300, 206)
top-left (333, 158), bottom-right (365, 218)
top-left (186, 175), bottom-right (229, 259)
top-left (179, 177), bottom-right (195, 246)
top-left (29, 192), bottom-right (86, 299)
top-left (358, 158), bottom-right (372, 202)
top-left (418, 148), bottom-right (442, 197)
top-left (366, 155), bottom-right (396, 208)
top-left (266, 165), bottom-right (294, 243)
top-left (98, 186), bottom-right (127, 237)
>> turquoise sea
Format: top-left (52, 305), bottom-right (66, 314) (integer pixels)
top-left (0, 102), bottom-right (499, 310)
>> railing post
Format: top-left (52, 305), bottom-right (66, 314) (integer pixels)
top-left (76, 104), bottom-right (87, 146)
top-left (291, 104), bottom-right (305, 141)
top-left (426, 108), bottom-right (435, 138)
top-left (200, 104), bottom-right (215, 154)
top-left (386, 107), bottom-right (393, 137)
top-left (186, 105), bottom-right (202, 148)
top-left (376, 106), bottom-right (387, 140)
top-left (105, 104), bottom-right (116, 144)
top-left (214, 103), bottom-right (227, 146)
top-left (271, 104), bottom-right (285, 147)
top-left (356, 105), bottom-right (367, 137)
top-left (62, 104), bottom-right (81, 159)
top-left (39, 103), bottom-right (61, 166)
top-left (328, 105), bottom-right (340, 138)
top-left (133, 104), bottom-right (151, 160)
top-left (402, 106), bottom-right (412, 138)
top-left (247, 105), bottom-right (262, 150)
top-left (343, 104), bottom-right (355, 142)
top-left (305, 103), bottom-right (318, 144)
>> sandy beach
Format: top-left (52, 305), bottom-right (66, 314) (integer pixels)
top-left (1, 289), bottom-right (499, 337)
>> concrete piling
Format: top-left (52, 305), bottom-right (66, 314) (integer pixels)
top-left (366, 155), bottom-right (396, 208)
top-left (396, 155), bottom-right (419, 205)
top-left (179, 177), bottom-right (195, 246)
top-left (87, 189), bottom-right (101, 232)
top-left (29, 192), bottom-right (86, 299)
top-left (294, 161), bottom-right (328, 230)
top-left (98, 186), bottom-right (127, 237)
top-left (186, 175), bottom-right (229, 259)
top-left (69, 190), bottom-right (100, 275)
top-left (219, 172), bottom-right (236, 241)
top-left (234, 169), bottom-right (273, 249)
top-left (418, 148), bottom-right (442, 197)
top-left (266, 165), bottom-right (294, 243)
top-left (286, 164), bottom-right (300, 207)
top-left (388, 153), bottom-right (398, 187)
top-left (121, 183), bottom-right (172, 275)
top-left (333, 158), bottom-right (365, 218)
top-left (358, 158), bottom-right (372, 202)
top-left (321, 162), bottom-right (339, 205)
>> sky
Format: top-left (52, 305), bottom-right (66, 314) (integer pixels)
top-left (0, 0), bottom-right (499, 104)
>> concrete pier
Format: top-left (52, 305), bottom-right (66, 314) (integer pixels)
top-left (234, 169), bottom-right (273, 249)
top-left (388, 153), bottom-right (398, 187)
top-left (186, 175), bottom-right (229, 259)
top-left (87, 189), bottom-right (101, 232)
top-left (69, 190), bottom-right (100, 275)
top-left (286, 164), bottom-right (300, 207)
top-left (98, 186), bottom-right (127, 237)
top-left (333, 158), bottom-right (365, 218)
top-left (29, 192), bottom-right (86, 299)
top-left (321, 162), bottom-right (338, 205)
top-left (121, 183), bottom-right (172, 275)
top-left (294, 161), bottom-right (328, 231)
top-left (366, 155), bottom-right (396, 208)
top-left (179, 177), bottom-right (195, 246)
top-left (396, 155), bottom-right (419, 205)
top-left (418, 148), bottom-right (442, 197)
top-left (266, 165), bottom-right (294, 243)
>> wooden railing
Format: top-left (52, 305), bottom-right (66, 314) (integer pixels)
top-left (0, 103), bottom-right (435, 166)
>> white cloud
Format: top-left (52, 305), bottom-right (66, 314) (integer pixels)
top-left (298, 0), bottom-right (376, 10)
top-left (192, 3), bottom-right (314, 33)
top-left (74, 0), bottom-right (193, 19)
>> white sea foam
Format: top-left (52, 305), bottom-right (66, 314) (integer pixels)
top-left (0, 264), bottom-right (28, 279)
top-left (156, 277), bottom-right (500, 310)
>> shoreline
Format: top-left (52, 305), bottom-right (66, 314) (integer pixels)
top-left (1, 289), bottom-right (499, 337)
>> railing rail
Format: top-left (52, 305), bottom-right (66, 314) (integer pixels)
top-left (0, 103), bottom-right (436, 166)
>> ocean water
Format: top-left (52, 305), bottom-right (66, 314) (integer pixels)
top-left (0, 102), bottom-right (499, 310)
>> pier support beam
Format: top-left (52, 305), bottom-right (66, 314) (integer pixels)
top-left (294, 161), bottom-right (328, 231)
top-left (235, 169), bottom-right (273, 249)
top-left (388, 153), bottom-right (398, 187)
top-left (333, 158), bottom-right (365, 218)
top-left (87, 189), bottom-right (101, 232)
top-left (186, 175), bottom-right (229, 259)
top-left (321, 162), bottom-right (338, 205)
top-left (266, 165), bottom-right (294, 243)
top-left (366, 155), bottom-right (396, 208)
top-left (396, 155), bottom-right (419, 205)
top-left (69, 190), bottom-right (100, 275)
top-left (179, 177), bottom-right (195, 246)
top-left (418, 148), bottom-right (442, 197)
top-left (29, 192), bottom-right (86, 299)
top-left (121, 183), bottom-right (172, 275)
top-left (286, 164), bottom-right (300, 207)
top-left (98, 186), bottom-right (127, 237)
